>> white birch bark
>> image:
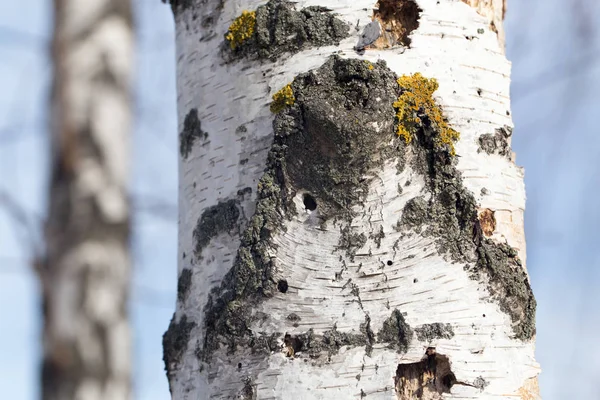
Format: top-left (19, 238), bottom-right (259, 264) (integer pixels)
top-left (167, 0), bottom-right (540, 398)
top-left (41, 1), bottom-right (134, 399)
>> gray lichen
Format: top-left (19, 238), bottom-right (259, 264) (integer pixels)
top-left (225, 0), bottom-right (350, 61)
top-left (193, 199), bottom-right (240, 258)
top-left (477, 125), bottom-right (512, 159)
top-left (377, 309), bottom-right (413, 353)
top-left (180, 108), bottom-right (208, 159)
top-left (162, 314), bottom-right (196, 377)
top-left (415, 322), bottom-right (454, 342)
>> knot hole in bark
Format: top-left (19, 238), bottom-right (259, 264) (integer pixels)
top-left (394, 347), bottom-right (455, 399)
top-left (283, 333), bottom-right (303, 357)
top-left (372, 0), bottom-right (422, 48)
top-left (277, 279), bottom-right (289, 293)
top-left (303, 193), bottom-right (317, 211)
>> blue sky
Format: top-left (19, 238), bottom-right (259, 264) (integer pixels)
top-left (0, 0), bottom-right (598, 399)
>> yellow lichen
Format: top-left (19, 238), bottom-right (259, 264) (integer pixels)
top-left (225, 11), bottom-right (256, 50)
top-left (393, 73), bottom-right (460, 155)
top-left (270, 84), bottom-right (295, 113)
top-left (364, 60), bottom-right (375, 70)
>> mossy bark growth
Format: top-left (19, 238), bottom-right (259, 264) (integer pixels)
top-left (224, 0), bottom-right (350, 61)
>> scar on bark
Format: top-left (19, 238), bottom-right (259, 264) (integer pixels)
top-left (395, 347), bottom-right (455, 399)
top-left (478, 208), bottom-right (496, 237)
top-left (370, 0), bottom-right (422, 49)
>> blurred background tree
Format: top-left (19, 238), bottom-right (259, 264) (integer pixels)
top-left (39, 1), bottom-right (134, 399)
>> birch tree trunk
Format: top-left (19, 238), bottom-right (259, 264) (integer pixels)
top-left (165, 0), bottom-right (540, 398)
top-left (41, 1), bottom-right (134, 399)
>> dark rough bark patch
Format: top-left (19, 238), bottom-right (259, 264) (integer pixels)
top-left (225, 0), bottom-right (350, 61)
top-left (395, 116), bottom-right (535, 339)
top-left (377, 309), bottom-right (413, 353)
top-left (275, 55), bottom-right (401, 221)
top-left (287, 313), bottom-right (301, 321)
top-left (339, 225), bottom-right (368, 262)
top-left (282, 314), bottom-right (375, 360)
top-left (200, 56), bottom-right (402, 362)
top-left (397, 196), bottom-right (428, 232)
top-left (180, 108), bottom-right (208, 159)
top-left (162, 315), bottom-right (196, 377)
top-left (477, 125), bottom-right (512, 159)
top-left (415, 323), bottom-right (454, 342)
top-left (476, 240), bottom-right (536, 340)
top-left (193, 199), bottom-right (240, 259)
top-left (177, 268), bottom-right (193, 303)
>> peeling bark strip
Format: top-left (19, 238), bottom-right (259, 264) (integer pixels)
top-left (43, 0), bottom-right (133, 399)
top-left (224, 0), bottom-right (350, 61)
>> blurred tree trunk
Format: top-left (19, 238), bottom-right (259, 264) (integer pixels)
top-left (40, 1), bottom-right (134, 399)
top-left (166, 0), bottom-right (540, 398)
